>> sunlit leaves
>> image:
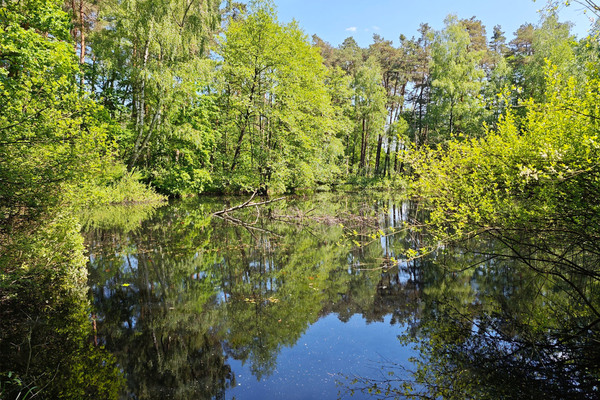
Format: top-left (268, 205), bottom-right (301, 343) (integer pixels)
top-left (215, 1), bottom-right (342, 193)
top-left (427, 15), bottom-right (486, 141)
top-left (0, 0), bottom-right (114, 230)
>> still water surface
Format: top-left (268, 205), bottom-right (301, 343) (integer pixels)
top-left (227, 314), bottom-right (412, 399)
top-left (83, 194), bottom-right (422, 399)
top-left (83, 193), bottom-right (600, 399)
top-left (3, 192), bottom-right (598, 399)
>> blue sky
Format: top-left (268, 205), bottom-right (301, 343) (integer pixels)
top-left (274, 0), bottom-right (595, 47)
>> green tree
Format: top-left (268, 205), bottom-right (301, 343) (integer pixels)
top-left (490, 25), bottom-right (508, 55)
top-left (427, 15), bottom-right (485, 142)
top-left (89, 0), bottom-right (221, 195)
top-left (410, 64), bottom-right (600, 319)
top-left (368, 34), bottom-right (408, 177)
top-left (215, 0), bottom-right (341, 193)
top-left (575, 21), bottom-right (600, 80)
top-left (324, 66), bottom-right (354, 175)
top-left (480, 25), bottom-right (513, 129)
top-left (337, 36), bottom-right (364, 76)
top-left (524, 13), bottom-right (576, 102)
top-left (460, 17), bottom-right (488, 56)
top-left (311, 34), bottom-right (337, 69)
top-left (351, 57), bottom-right (387, 176)
top-left (506, 15), bottom-right (576, 104)
top-left (0, 0), bottom-right (112, 229)
top-left (402, 24), bottom-right (432, 148)
top-left (0, 6), bottom-right (126, 396)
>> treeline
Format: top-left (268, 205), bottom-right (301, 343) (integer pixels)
top-left (3, 0), bottom-right (593, 199)
top-left (406, 2), bottom-right (600, 362)
top-left (0, 0), bottom-right (597, 248)
top-left (312, 11), bottom-right (599, 176)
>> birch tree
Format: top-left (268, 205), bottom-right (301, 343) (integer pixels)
top-left (216, 0), bottom-right (342, 193)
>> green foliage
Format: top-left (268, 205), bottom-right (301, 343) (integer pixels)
top-left (351, 57), bottom-right (388, 175)
top-left (325, 66), bottom-right (354, 174)
top-left (73, 163), bottom-right (166, 207)
top-left (427, 15), bottom-right (486, 141)
top-left (0, 212), bottom-right (125, 399)
top-left (413, 64), bottom-right (600, 241)
top-left (0, 0), bottom-right (111, 228)
top-left (526, 13), bottom-right (576, 101)
top-left (409, 64), bottom-right (600, 342)
top-left (575, 23), bottom-right (600, 79)
top-left (215, 0), bottom-right (342, 193)
top-left (147, 93), bottom-right (220, 195)
top-left (90, 0), bottom-right (221, 196)
top-left (0, 4), bottom-right (140, 395)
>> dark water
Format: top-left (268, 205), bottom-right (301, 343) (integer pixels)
top-left (2, 193), bottom-right (599, 399)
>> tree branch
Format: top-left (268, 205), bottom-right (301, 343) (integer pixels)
top-left (212, 192), bottom-right (285, 216)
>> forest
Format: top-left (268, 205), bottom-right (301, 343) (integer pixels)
top-left (3, 0), bottom-right (599, 199)
top-left (2, 0), bottom-right (599, 197)
top-left (3, 0), bottom-right (599, 267)
top-left (2, 0), bottom-right (600, 398)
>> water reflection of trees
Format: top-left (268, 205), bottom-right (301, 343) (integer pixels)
top-left (10, 193), bottom-right (598, 399)
top-left (1, 217), bottom-right (124, 399)
top-left (86, 203), bottom-right (234, 399)
top-left (349, 233), bottom-right (600, 399)
top-left (85, 194), bottom-right (425, 399)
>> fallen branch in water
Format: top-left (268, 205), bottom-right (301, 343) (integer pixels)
top-left (212, 192), bottom-right (286, 216)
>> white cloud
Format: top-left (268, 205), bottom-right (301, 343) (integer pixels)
top-left (372, 26), bottom-right (381, 31)
top-left (345, 26), bottom-right (357, 32)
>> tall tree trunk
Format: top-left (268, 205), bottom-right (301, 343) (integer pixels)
top-left (359, 118), bottom-right (367, 172)
top-left (79, 0), bottom-right (85, 64)
top-left (231, 122), bottom-right (247, 172)
top-left (374, 133), bottom-right (383, 175)
top-left (78, 0), bottom-right (85, 90)
top-left (417, 84), bottom-right (425, 147)
top-left (138, 38), bottom-right (151, 129)
top-left (344, 131), bottom-right (351, 175)
top-left (393, 137), bottom-right (400, 173)
top-left (128, 99), bottom-right (162, 168)
top-left (230, 76), bottom-right (258, 172)
top-left (70, 0), bottom-right (78, 49)
top-left (384, 136), bottom-right (391, 177)
top-left (130, 35), bottom-right (152, 166)
top-left (449, 101), bottom-right (454, 135)
top-left (349, 130), bottom-right (357, 175)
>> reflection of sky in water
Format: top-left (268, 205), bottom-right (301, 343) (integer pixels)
top-left (121, 253), bottom-right (138, 272)
top-left (84, 196), bottom-right (425, 398)
top-left (76, 195), bottom-right (600, 399)
top-left (227, 314), bottom-right (415, 400)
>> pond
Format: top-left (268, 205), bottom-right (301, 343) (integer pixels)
top-left (82, 193), bottom-right (423, 400)
top-left (2, 193), bottom-right (599, 399)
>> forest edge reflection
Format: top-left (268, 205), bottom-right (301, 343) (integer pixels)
top-left (83, 194), bottom-right (422, 399)
top-left (2, 193), bottom-right (599, 399)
